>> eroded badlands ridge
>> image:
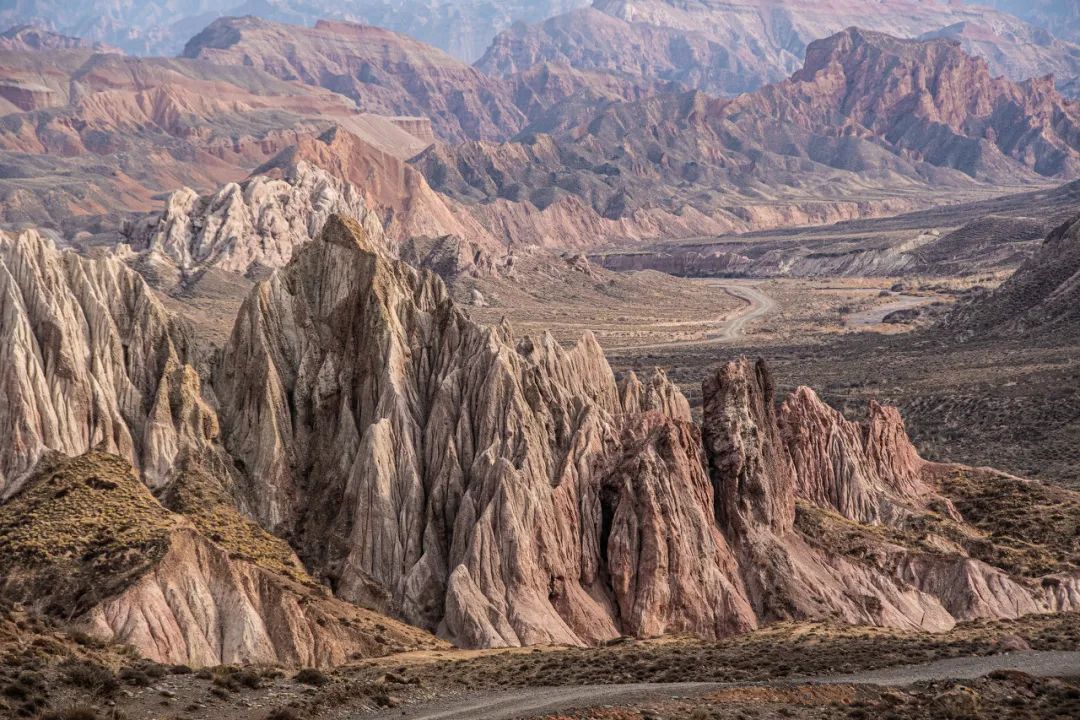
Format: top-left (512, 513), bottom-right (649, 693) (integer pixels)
top-left (2, 214), bottom-right (1079, 663)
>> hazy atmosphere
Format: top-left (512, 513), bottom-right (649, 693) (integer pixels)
top-left (0, 1), bottom-right (1078, 719)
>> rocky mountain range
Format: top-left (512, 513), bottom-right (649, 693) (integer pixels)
top-left (182, 16), bottom-right (526, 143)
top-left (0, 0), bottom-right (586, 59)
top-left (479, 0), bottom-right (1080, 99)
top-left (420, 28), bottom-right (1080, 247)
top-left (0, 39), bottom-right (434, 232)
top-left (2, 211), bottom-right (1078, 664)
top-left (975, 0), bottom-right (1080, 44)
top-left (0, 11), bottom-right (1076, 252)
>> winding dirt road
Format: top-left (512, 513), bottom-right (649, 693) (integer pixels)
top-left (608, 281), bottom-right (776, 352)
top-left (362, 651), bottom-right (1080, 720)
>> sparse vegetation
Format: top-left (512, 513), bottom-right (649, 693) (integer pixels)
top-left (0, 453), bottom-right (173, 616)
top-left (294, 668), bottom-right (331, 687)
top-left (60, 659), bottom-right (117, 695)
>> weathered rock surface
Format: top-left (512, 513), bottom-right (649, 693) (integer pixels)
top-left (131, 161), bottom-right (381, 279)
top-left (0, 451), bottom-right (441, 666)
top-left (214, 214), bottom-right (753, 646)
top-left (705, 358), bottom-right (1080, 630)
top-left (3, 210), bottom-right (1079, 658)
top-left (255, 125), bottom-right (496, 248)
top-left (214, 214), bottom-right (1080, 646)
top-left (0, 229), bottom-right (212, 497)
top-left (183, 17), bottom-right (526, 142)
top-left (421, 29), bottom-right (1080, 248)
top-left (0, 43), bottom-right (431, 231)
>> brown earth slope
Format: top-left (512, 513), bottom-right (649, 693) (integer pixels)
top-left (182, 16), bottom-right (526, 143)
top-left (420, 29), bottom-right (1080, 248)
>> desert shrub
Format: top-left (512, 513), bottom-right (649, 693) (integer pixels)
top-left (61, 659), bottom-right (118, 695)
top-left (117, 666), bottom-right (152, 687)
top-left (293, 668), bottom-right (330, 687)
top-left (233, 669), bottom-right (262, 689)
top-left (264, 709), bottom-right (300, 720)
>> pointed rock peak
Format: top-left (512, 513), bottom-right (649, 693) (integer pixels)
top-left (320, 213), bottom-right (382, 256)
top-left (318, 124), bottom-right (344, 145)
top-left (702, 357), bottom-right (796, 536)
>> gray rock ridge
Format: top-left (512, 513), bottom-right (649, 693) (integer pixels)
top-left (131, 161), bottom-right (384, 280)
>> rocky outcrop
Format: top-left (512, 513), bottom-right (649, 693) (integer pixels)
top-left (0, 452), bottom-right (440, 667)
top-left (0, 229), bottom-right (215, 497)
top-left (255, 125), bottom-right (498, 248)
top-left (210, 214), bottom-right (1080, 647)
top-left (183, 17), bottom-right (526, 142)
top-left (214, 214), bottom-right (754, 646)
top-left (703, 358), bottom-right (1080, 630)
top-left (769, 28), bottom-right (1080, 179)
top-left (131, 161), bottom-right (382, 279)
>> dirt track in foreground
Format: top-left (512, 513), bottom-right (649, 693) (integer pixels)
top-left (362, 650), bottom-right (1080, 720)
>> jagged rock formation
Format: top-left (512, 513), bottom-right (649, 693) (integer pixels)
top-left (130, 161), bottom-right (382, 279)
top-left (0, 229), bottom-right (214, 498)
top-left (478, 0), bottom-right (1080, 98)
top-left (705, 358), bottom-right (1080, 629)
top-left (255, 125), bottom-right (495, 248)
top-left (212, 214), bottom-right (1080, 646)
top-left (3, 210), bottom-right (1080, 658)
top-left (0, 451), bottom-right (440, 666)
top-left (772, 28), bottom-right (1080, 178)
top-left (183, 17), bottom-right (526, 142)
top-left (214, 214), bottom-right (753, 646)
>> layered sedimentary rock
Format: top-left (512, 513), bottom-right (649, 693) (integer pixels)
top-left (255, 125), bottom-right (496, 247)
top-left (0, 452), bottom-right (440, 667)
top-left (4, 205), bottom-right (1080, 658)
top-left (422, 29), bottom-right (1080, 248)
top-left (0, 42), bottom-right (431, 230)
top-left (0, 229), bottom-right (214, 497)
top-left (705, 358), bottom-right (1080, 629)
top-left (183, 17), bottom-right (526, 142)
top-left (213, 214), bottom-right (1080, 647)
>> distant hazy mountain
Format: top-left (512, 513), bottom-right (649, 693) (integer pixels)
top-left (0, 0), bottom-right (588, 60)
top-left (478, 0), bottom-right (1080, 98)
top-left (972, 0), bottom-right (1080, 44)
